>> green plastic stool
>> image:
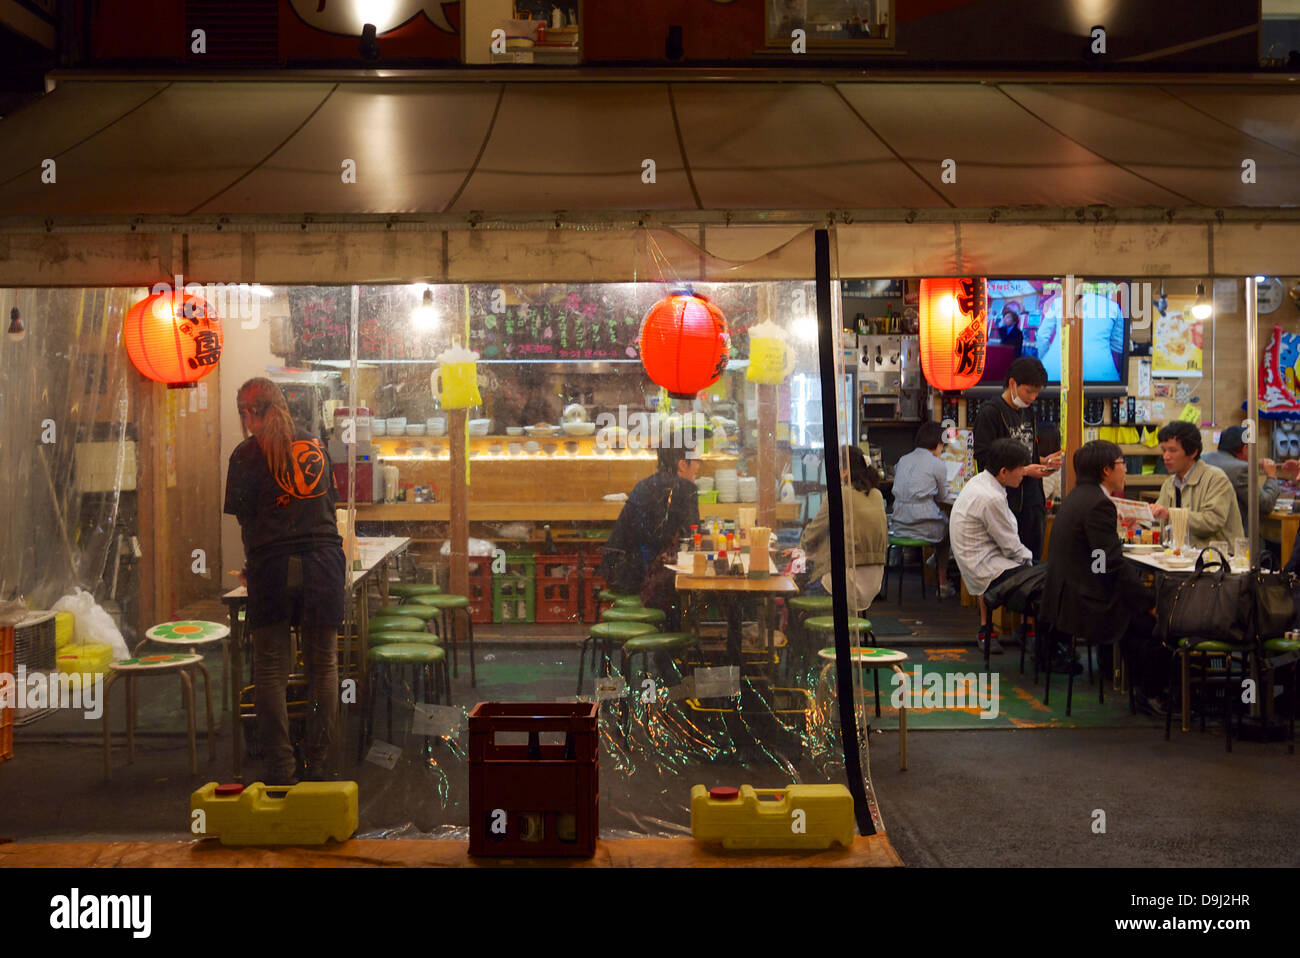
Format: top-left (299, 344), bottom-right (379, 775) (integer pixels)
top-left (816, 645), bottom-right (910, 769)
top-left (409, 594), bottom-right (476, 687)
top-left (1262, 638), bottom-right (1299, 754)
top-left (576, 621), bottom-right (657, 695)
top-left (805, 616), bottom-right (879, 715)
top-left (619, 632), bottom-right (701, 733)
top-left (368, 630), bottom-right (442, 648)
top-left (885, 536), bottom-right (932, 604)
top-left (388, 583), bottom-right (442, 599)
top-left (786, 595), bottom-right (835, 680)
top-left (601, 607), bottom-right (666, 627)
top-left (375, 604), bottom-right (438, 620)
top-left (598, 589), bottom-right (638, 604)
top-left (367, 615), bottom-right (426, 634)
top-left (1167, 637), bottom-right (1250, 748)
top-left (364, 643), bottom-right (449, 750)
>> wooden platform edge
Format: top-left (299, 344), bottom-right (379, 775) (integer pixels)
top-left (0, 834), bottom-right (903, 868)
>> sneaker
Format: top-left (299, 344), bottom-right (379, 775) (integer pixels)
top-left (977, 627), bottom-right (1004, 655)
top-left (938, 583), bottom-right (958, 599)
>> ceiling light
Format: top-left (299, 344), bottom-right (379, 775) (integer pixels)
top-left (794, 315), bottom-right (818, 342)
top-left (7, 306), bottom-right (24, 342)
top-left (1254, 275), bottom-right (1268, 283)
top-left (1191, 282), bottom-right (1212, 320)
top-left (411, 288), bottom-right (438, 330)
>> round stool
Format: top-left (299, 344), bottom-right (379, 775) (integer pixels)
top-left (374, 604), bottom-right (438, 621)
top-left (388, 583), bottom-right (443, 599)
top-left (786, 596), bottom-right (833, 679)
top-left (576, 621), bottom-right (657, 695)
top-left (142, 619), bottom-right (229, 718)
top-left (102, 652), bottom-right (209, 780)
top-left (600, 607), bottom-right (666, 628)
top-left (804, 616), bottom-right (877, 712)
top-left (1262, 637), bottom-right (1299, 754)
top-left (368, 615), bottom-right (427, 635)
top-left (369, 630), bottom-right (442, 647)
top-left (886, 537), bottom-right (932, 604)
top-left (816, 645), bottom-right (910, 770)
top-left (364, 643), bottom-right (450, 749)
top-left (618, 632), bottom-right (701, 734)
top-left (598, 589), bottom-right (638, 604)
top-left (409, 594), bottom-right (477, 687)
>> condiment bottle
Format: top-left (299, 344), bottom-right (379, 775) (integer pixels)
top-left (715, 549), bottom-right (729, 575)
top-left (706, 553), bottom-right (716, 576)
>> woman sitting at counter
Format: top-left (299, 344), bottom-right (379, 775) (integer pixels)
top-left (800, 446), bottom-right (889, 612)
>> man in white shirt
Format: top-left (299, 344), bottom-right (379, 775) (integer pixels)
top-left (951, 437), bottom-right (1033, 653)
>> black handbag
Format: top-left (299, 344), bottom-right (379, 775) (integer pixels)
top-left (1155, 548), bottom-right (1252, 645)
top-left (1251, 553), bottom-right (1295, 638)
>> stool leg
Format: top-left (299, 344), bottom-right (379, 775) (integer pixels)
top-left (465, 610), bottom-right (477, 688)
top-left (443, 611), bottom-right (459, 680)
top-left (179, 670), bottom-right (197, 775)
top-left (1165, 651), bottom-right (1178, 740)
top-left (576, 636), bottom-right (593, 695)
top-left (919, 548), bottom-right (927, 601)
top-left (1199, 653), bottom-right (1208, 733)
top-left (893, 664), bottom-right (907, 771)
top-left (386, 666), bottom-right (394, 743)
top-left (1223, 653), bottom-right (1233, 753)
top-left (196, 662), bottom-right (216, 761)
top-left (222, 639), bottom-right (231, 714)
top-left (126, 675), bottom-right (136, 764)
top-left (102, 674), bottom-right (116, 781)
top-left (1066, 636), bottom-right (1076, 717)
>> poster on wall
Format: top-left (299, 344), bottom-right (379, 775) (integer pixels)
top-left (940, 428), bottom-right (976, 498)
top-left (1152, 298), bottom-right (1203, 378)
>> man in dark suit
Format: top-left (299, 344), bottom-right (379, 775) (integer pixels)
top-left (1039, 440), bottom-right (1165, 713)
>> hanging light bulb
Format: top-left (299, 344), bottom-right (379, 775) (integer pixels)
top-left (7, 306), bottom-right (24, 342)
top-left (411, 287), bottom-right (438, 331)
top-left (1191, 282), bottom-right (1212, 320)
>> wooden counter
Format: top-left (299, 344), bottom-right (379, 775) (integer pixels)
top-left (355, 502), bottom-right (801, 522)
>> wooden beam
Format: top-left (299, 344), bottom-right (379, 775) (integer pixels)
top-left (448, 409), bottom-right (469, 610)
top-left (1063, 286), bottom-right (1083, 495)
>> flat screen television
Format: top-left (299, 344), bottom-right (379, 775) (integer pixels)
top-left (975, 279), bottom-right (1130, 391)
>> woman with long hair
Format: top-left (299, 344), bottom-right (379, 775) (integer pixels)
top-left (224, 377), bottom-right (346, 783)
top-left (800, 445), bottom-right (889, 611)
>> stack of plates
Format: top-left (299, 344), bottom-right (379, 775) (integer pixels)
top-left (738, 477), bottom-right (759, 502)
top-left (715, 469), bottom-right (739, 503)
top-left (695, 476), bottom-right (715, 493)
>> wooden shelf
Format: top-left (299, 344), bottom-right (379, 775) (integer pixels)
top-left (1119, 444), bottom-right (1163, 456)
top-left (354, 502), bottom-right (801, 522)
top-left (1123, 475), bottom-right (1166, 488)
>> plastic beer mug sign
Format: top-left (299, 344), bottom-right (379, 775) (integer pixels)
top-left (746, 321), bottom-right (796, 385)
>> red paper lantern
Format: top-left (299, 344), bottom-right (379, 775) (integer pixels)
top-left (638, 290), bottom-right (731, 399)
top-left (919, 278), bottom-right (987, 391)
top-left (124, 291), bottom-right (223, 387)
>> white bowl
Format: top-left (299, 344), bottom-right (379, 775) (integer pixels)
top-left (562, 421), bottom-right (595, 437)
top-left (468, 419), bottom-right (491, 436)
top-left (525, 425), bottom-right (556, 437)
top-left (385, 418), bottom-right (407, 430)
top-left (488, 444), bottom-right (503, 455)
top-left (695, 477), bottom-right (715, 492)
top-left (406, 424), bottom-right (427, 436)
top-left (562, 403), bottom-right (588, 424)
top-left (428, 420), bottom-right (447, 437)
top-left (508, 443), bottom-right (523, 455)
top-left (523, 441), bottom-right (541, 454)
top-left (371, 422), bottom-right (388, 436)
top-left (506, 427), bottom-right (525, 437)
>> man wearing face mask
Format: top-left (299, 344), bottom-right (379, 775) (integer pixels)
top-left (973, 357), bottom-right (1061, 562)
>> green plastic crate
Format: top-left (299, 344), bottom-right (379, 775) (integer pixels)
top-left (493, 551), bottom-right (536, 623)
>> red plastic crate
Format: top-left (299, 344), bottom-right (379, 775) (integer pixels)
top-left (0, 626), bottom-right (13, 762)
top-left (535, 554), bottom-right (581, 623)
top-left (468, 701), bottom-right (598, 857)
top-left (463, 558), bottom-right (493, 625)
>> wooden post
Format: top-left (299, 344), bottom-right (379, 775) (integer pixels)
top-left (449, 409), bottom-right (469, 613)
top-left (757, 383), bottom-right (778, 529)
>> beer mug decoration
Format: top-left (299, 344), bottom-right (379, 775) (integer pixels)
top-left (432, 346), bottom-right (482, 409)
top-left (745, 320), bottom-right (796, 385)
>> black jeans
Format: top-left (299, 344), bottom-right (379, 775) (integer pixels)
top-left (1011, 503), bottom-right (1046, 561)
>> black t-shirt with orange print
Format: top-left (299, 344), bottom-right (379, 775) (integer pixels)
top-left (224, 430), bottom-right (342, 562)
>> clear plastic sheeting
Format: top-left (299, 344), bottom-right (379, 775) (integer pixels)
top-left (0, 288), bottom-right (141, 622)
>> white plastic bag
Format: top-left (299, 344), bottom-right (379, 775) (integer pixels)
top-left (51, 588), bottom-right (130, 660)
top-left (440, 538), bottom-right (494, 557)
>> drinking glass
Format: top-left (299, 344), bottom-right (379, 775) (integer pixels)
top-left (1233, 537), bottom-right (1250, 562)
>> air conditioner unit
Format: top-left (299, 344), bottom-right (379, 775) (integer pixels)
top-left (11, 611), bottom-right (57, 726)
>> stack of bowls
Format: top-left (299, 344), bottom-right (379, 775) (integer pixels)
top-left (427, 416), bottom-right (447, 437)
top-left (385, 417), bottom-right (407, 436)
top-left (695, 476), bottom-right (715, 494)
top-left (738, 476), bottom-right (759, 502)
top-left (715, 469), bottom-right (739, 503)
top-left (406, 423), bottom-right (427, 437)
top-left (372, 420), bottom-right (387, 436)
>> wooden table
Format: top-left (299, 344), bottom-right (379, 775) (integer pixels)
top-left (674, 555), bottom-right (797, 686)
top-left (220, 536), bottom-right (412, 779)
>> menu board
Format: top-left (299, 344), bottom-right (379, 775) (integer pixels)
top-left (288, 283), bottom-right (768, 363)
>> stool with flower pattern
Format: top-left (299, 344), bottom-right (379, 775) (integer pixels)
top-left (815, 646), bottom-right (910, 771)
top-left (143, 619), bottom-right (230, 730)
top-left (101, 652), bottom-right (212, 780)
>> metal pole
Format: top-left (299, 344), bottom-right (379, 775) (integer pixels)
top-left (813, 228), bottom-right (876, 838)
top-left (1246, 276), bottom-right (1259, 568)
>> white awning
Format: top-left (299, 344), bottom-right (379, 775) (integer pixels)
top-left (1, 73), bottom-right (1298, 282)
